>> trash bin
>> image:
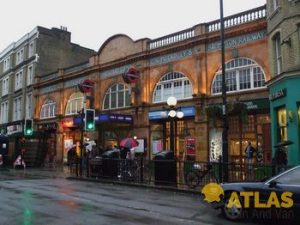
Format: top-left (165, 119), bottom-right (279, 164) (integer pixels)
top-left (89, 156), bottom-right (103, 178)
top-left (154, 151), bottom-right (176, 186)
top-left (101, 149), bottom-right (120, 179)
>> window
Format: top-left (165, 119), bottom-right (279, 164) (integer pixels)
top-left (2, 76), bottom-right (9, 96)
top-left (65, 92), bottom-right (84, 115)
top-left (16, 48), bottom-right (24, 64)
top-left (40, 100), bottom-right (56, 119)
top-left (13, 96), bottom-right (22, 121)
top-left (272, 0), bottom-right (279, 11)
top-left (274, 34), bottom-right (282, 75)
top-left (0, 101), bottom-right (8, 123)
top-left (274, 167), bottom-right (300, 185)
top-left (15, 70), bottom-right (23, 90)
top-left (28, 41), bottom-right (35, 57)
top-left (153, 72), bottom-right (192, 103)
top-left (103, 83), bottom-right (130, 109)
top-left (26, 93), bottom-right (33, 119)
top-left (3, 57), bottom-right (10, 72)
top-left (211, 58), bottom-right (266, 94)
top-left (27, 65), bottom-right (34, 86)
top-left (277, 107), bottom-right (287, 142)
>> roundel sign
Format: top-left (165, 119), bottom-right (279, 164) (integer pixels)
top-left (78, 79), bottom-right (94, 93)
top-left (122, 67), bottom-right (140, 84)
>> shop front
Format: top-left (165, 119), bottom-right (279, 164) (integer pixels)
top-left (269, 76), bottom-right (300, 165)
top-left (148, 106), bottom-right (196, 160)
top-left (208, 98), bottom-right (271, 165)
top-left (96, 113), bottom-right (134, 151)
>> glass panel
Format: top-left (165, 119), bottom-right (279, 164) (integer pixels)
top-left (104, 94), bottom-right (110, 109)
top-left (111, 84), bottom-right (117, 92)
top-left (226, 71), bottom-right (237, 91)
top-left (239, 68), bottom-right (251, 90)
top-left (111, 92), bottom-right (116, 108)
top-left (125, 90), bottom-right (130, 106)
top-left (277, 108), bottom-right (287, 142)
top-left (118, 91), bottom-right (124, 108)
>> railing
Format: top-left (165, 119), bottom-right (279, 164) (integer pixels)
top-left (207, 5), bottom-right (266, 32)
top-left (149, 28), bottom-right (195, 50)
top-left (69, 156), bottom-right (289, 190)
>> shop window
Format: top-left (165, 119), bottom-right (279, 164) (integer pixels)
top-left (103, 83), bottom-right (130, 110)
top-left (65, 92), bottom-right (84, 115)
top-left (153, 71), bottom-right (192, 103)
top-left (212, 58), bottom-right (266, 94)
top-left (277, 107), bottom-right (287, 142)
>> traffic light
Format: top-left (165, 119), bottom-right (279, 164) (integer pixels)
top-left (24, 119), bottom-right (33, 136)
top-left (85, 109), bottom-right (95, 131)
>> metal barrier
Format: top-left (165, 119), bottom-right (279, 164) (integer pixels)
top-left (70, 157), bottom-right (290, 189)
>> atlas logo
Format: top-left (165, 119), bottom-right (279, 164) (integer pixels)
top-left (201, 183), bottom-right (294, 209)
top-left (227, 191), bottom-right (293, 209)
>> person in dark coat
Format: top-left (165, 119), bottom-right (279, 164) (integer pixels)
top-left (275, 146), bottom-right (287, 172)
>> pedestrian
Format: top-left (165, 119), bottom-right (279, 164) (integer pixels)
top-left (245, 141), bottom-right (256, 178)
top-left (275, 146), bottom-right (287, 172)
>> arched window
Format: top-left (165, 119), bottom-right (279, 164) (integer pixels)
top-left (153, 71), bottom-right (192, 103)
top-left (103, 83), bottom-right (130, 110)
top-left (211, 58), bottom-right (266, 94)
top-left (40, 99), bottom-right (56, 119)
top-left (65, 92), bottom-right (84, 115)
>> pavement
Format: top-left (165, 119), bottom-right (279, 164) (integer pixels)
top-left (0, 166), bottom-right (202, 195)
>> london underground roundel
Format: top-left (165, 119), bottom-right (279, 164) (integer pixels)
top-left (78, 79), bottom-right (94, 93)
top-left (123, 67), bottom-right (140, 84)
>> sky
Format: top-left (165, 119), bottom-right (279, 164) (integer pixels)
top-left (0, 0), bottom-right (266, 52)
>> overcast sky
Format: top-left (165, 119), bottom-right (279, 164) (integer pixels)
top-left (0, 0), bottom-right (266, 52)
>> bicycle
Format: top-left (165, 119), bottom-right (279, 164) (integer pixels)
top-left (185, 163), bottom-right (218, 189)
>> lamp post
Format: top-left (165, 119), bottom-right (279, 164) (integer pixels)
top-left (220, 0), bottom-right (229, 182)
top-left (167, 96), bottom-right (184, 152)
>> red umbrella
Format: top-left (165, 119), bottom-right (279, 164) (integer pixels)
top-left (120, 138), bottom-right (139, 149)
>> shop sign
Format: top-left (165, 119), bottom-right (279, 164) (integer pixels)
top-left (38, 123), bottom-right (57, 130)
top-left (148, 106), bottom-right (195, 121)
top-left (242, 98), bottom-right (270, 110)
top-left (7, 124), bottom-right (22, 135)
top-left (97, 114), bottom-right (133, 124)
top-left (269, 88), bottom-right (286, 101)
top-left (185, 137), bottom-right (196, 156)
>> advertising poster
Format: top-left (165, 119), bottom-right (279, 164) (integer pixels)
top-left (152, 140), bottom-right (163, 155)
top-left (134, 139), bottom-right (145, 153)
top-left (64, 139), bottom-right (73, 163)
top-left (185, 137), bottom-right (196, 156)
top-left (209, 129), bottom-right (222, 162)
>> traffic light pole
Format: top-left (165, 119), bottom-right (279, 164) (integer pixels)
top-left (79, 107), bottom-right (84, 177)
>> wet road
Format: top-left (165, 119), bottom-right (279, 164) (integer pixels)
top-left (0, 169), bottom-right (258, 225)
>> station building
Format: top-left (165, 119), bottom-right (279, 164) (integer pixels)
top-left (34, 5), bottom-right (270, 165)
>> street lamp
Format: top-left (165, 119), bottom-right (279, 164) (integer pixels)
top-left (167, 96), bottom-right (184, 152)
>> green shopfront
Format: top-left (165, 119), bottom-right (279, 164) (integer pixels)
top-left (269, 77), bottom-right (300, 166)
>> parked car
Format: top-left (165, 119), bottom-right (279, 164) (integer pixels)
top-left (217, 165), bottom-right (300, 221)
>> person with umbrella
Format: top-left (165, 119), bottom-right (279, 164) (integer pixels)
top-left (274, 140), bottom-right (293, 172)
top-left (119, 138), bottom-right (139, 160)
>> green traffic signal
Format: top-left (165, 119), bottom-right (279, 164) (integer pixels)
top-left (87, 123), bottom-right (94, 130)
top-left (24, 119), bottom-right (33, 136)
top-left (26, 129), bottom-right (33, 135)
top-left (85, 109), bottom-right (95, 131)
